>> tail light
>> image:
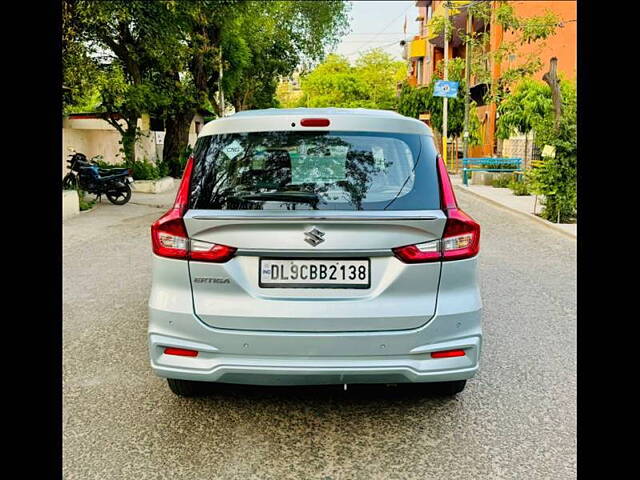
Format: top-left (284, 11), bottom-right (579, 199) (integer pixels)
top-left (151, 157), bottom-right (236, 262)
top-left (393, 154), bottom-right (480, 263)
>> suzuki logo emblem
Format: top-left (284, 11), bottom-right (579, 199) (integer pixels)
top-left (304, 227), bottom-right (325, 247)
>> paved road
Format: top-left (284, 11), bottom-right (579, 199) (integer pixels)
top-left (63, 191), bottom-right (576, 479)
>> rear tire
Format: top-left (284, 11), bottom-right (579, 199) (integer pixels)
top-left (167, 378), bottom-right (204, 397)
top-left (431, 380), bottom-right (466, 395)
top-left (106, 184), bottom-right (132, 205)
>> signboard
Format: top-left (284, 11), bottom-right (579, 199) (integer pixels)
top-left (434, 80), bottom-right (459, 98)
top-left (542, 145), bottom-right (556, 158)
top-left (154, 131), bottom-right (165, 145)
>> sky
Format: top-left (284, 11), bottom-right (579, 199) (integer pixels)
top-left (331, 1), bottom-right (420, 62)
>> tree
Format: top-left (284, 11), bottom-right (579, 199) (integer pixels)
top-left (228, 1), bottom-right (350, 112)
top-left (496, 74), bottom-right (576, 222)
top-left (457, 0), bottom-right (561, 105)
top-left (293, 50), bottom-right (405, 109)
top-left (526, 79), bottom-right (576, 222)
top-left (63, 0), bottom-right (182, 166)
top-left (62, 0), bottom-right (101, 113)
top-left (397, 58), bottom-right (482, 146)
top-left (63, 0), bottom-right (350, 175)
top-left (159, 0), bottom-right (349, 175)
top-left (496, 77), bottom-right (551, 167)
top-left (398, 0), bottom-right (562, 152)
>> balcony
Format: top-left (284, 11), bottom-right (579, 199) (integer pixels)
top-left (427, 2), bottom-right (487, 49)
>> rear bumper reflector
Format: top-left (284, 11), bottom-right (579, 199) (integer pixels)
top-left (164, 347), bottom-right (199, 357)
top-left (431, 349), bottom-right (465, 358)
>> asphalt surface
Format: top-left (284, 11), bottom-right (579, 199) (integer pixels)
top-left (63, 190), bottom-right (577, 479)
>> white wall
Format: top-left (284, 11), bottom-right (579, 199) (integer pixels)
top-left (62, 116), bottom-right (203, 178)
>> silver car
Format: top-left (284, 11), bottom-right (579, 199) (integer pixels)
top-left (148, 108), bottom-right (482, 396)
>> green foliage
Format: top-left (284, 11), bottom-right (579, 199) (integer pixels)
top-left (95, 158), bottom-right (161, 181)
top-left (526, 80), bottom-right (577, 222)
top-left (494, 3), bottom-right (520, 31)
top-left (396, 58), bottom-right (482, 145)
top-left (64, 0), bottom-right (350, 169)
top-left (131, 159), bottom-right (161, 181)
top-left (491, 175), bottom-right (511, 188)
top-left (519, 11), bottom-right (561, 44)
top-left (497, 78), bottom-right (551, 139)
top-left (77, 190), bottom-right (96, 211)
top-left (295, 50), bottom-right (405, 110)
top-left (62, 0), bottom-right (102, 112)
top-left (508, 178), bottom-right (531, 196)
top-left (481, 162), bottom-right (520, 170)
top-left (427, 1), bottom-right (562, 106)
top-left (178, 145), bottom-right (193, 172)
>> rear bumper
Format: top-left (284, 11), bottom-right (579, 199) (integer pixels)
top-left (148, 256), bottom-right (482, 386)
top-left (149, 332), bottom-right (480, 385)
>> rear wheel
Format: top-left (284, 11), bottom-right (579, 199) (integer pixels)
top-left (106, 184), bottom-right (132, 205)
top-left (167, 378), bottom-right (204, 397)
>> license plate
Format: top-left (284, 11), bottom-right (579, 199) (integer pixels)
top-left (127, 176), bottom-right (134, 183)
top-left (259, 258), bottom-right (370, 289)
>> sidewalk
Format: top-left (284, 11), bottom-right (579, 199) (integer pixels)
top-left (129, 181), bottom-right (178, 209)
top-left (451, 174), bottom-right (577, 239)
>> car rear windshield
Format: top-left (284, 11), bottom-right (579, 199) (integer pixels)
top-left (189, 131), bottom-right (440, 211)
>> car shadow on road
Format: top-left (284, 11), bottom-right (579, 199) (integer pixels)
top-left (190, 382), bottom-right (464, 408)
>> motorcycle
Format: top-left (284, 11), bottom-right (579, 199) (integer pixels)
top-left (62, 151), bottom-right (134, 205)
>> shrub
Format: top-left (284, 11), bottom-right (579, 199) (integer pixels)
top-left (527, 153), bottom-right (576, 221)
top-left (509, 178), bottom-right (531, 196)
top-left (482, 162), bottom-right (519, 171)
top-left (505, 78), bottom-right (576, 222)
top-left (491, 175), bottom-right (511, 188)
top-left (95, 158), bottom-right (161, 181)
top-left (78, 190), bottom-right (96, 211)
top-left (130, 159), bottom-right (161, 181)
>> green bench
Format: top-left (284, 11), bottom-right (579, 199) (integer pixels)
top-left (462, 157), bottom-right (523, 186)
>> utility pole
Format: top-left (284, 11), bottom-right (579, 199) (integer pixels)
top-left (463, 8), bottom-right (473, 160)
top-left (442, 1), bottom-right (449, 169)
top-left (218, 47), bottom-right (225, 117)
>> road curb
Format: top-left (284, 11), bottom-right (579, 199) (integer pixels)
top-left (454, 185), bottom-right (577, 240)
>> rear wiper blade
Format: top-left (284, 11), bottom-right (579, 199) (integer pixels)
top-left (236, 191), bottom-right (320, 204)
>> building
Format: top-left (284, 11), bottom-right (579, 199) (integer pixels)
top-left (405, 0), bottom-right (576, 159)
top-left (62, 111), bottom-right (212, 178)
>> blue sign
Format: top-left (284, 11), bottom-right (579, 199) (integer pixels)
top-left (434, 80), bottom-right (459, 98)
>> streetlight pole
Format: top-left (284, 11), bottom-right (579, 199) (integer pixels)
top-left (442, 1), bottom-right (449, 169)
top-left (463, 8), bottom-right (473, 160)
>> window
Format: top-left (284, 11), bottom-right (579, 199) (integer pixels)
top-left (189, 131), bottom-right (440, 211)
top-left (195, 121), bottom-right (202, 134)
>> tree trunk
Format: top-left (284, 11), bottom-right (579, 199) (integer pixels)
top-left (121, 126), bottom-right (137, 167)
top-left (542, 57), bottom-right (562, 130)
top-left (102, 113), bottom-right (137, 166)
top-left (163, 110), bottom-right (195, 178)
top-left (233, 95), bottom-right (242, 113)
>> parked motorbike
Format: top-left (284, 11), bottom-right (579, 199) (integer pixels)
top-left (62, 151), bottom-right (134, 205)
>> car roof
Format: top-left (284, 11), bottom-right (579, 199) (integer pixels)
top-left (199, 108), bottom-right (433, 137)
